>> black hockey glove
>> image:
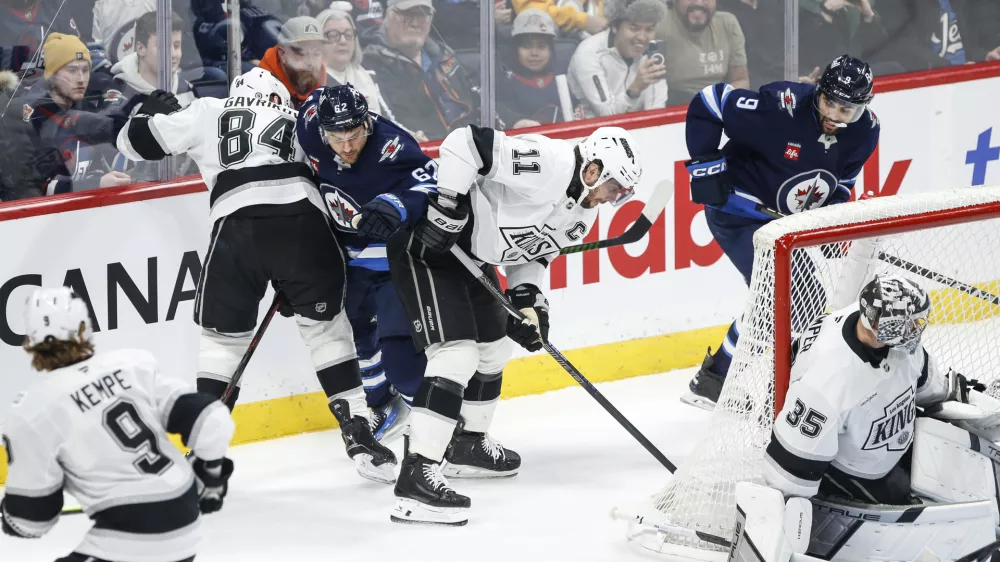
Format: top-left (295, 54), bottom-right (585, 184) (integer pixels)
top-left (0, 499), bottom-right (34, 538)
top-left (138, 90), bottom-right (182, 116)
top-left (270, 284), bottom-right (294, 317)
top-left (505, 283), bottom-right (549, 352)
top-left (413, 192), bottom-right (468, 253)
top-left (685, 152), bottom-right (732, 206)
top-left (191, 457), bottom-right (235, 514)
top-left (356, 194), bottom-right (408, 241)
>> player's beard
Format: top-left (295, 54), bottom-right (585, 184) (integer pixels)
top-left (819, 116), bottom-right (843, 135)
top-left (286, 66), bottom-right (320, 95)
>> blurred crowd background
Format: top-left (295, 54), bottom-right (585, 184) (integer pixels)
top-left (0, 0), bottom-right (997, 201)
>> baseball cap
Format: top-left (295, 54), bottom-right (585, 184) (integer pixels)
top-left (388, 0), bottom-right (434, 12)
top-left (512, 8), bottom-right (557, 37)
top-left (279, 16), bottom-right (325, 44)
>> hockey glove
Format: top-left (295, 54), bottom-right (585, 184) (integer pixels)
top-left (138, 90), bottom-right (182, 116)
top-left (1, 499), bottom-right (36, 538)
top-left (413, 192), bottom-right (468, 253)
top-left (505, 283), bottom-right (549, 352)
top-left (191, 457), bottom-right (235, 514)
top-left (685, 152), bottom-right (732, 206)
top-left (356, 194), bottom-right (407, 241)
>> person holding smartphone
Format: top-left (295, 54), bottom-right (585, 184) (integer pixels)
top-left (567, 0), bottom-right (667, 118)
top-left (656, 0), bottom-right (749, 105)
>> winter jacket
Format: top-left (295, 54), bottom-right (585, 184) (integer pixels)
top-left (259, 46), bottom-right (328, 109)
top-left (567, 29), bottom-right (666, 118)
top-left (362, 33), bottom-right (478, 141)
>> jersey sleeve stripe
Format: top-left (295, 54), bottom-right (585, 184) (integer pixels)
top-left (2, 488), bottom-right (63, 533)
top-left (698, 85), bottom-right (724, 121)
top-left (719, 84), bottom-right (735, 108)
top-left (92, 483), bottom-right (200, 535)
top-left (467, 125), bottom-right (499, 178)
top-left (766, 430), bottom-right (831, 482)
top-left (166, 392), bottom-right (222, 447)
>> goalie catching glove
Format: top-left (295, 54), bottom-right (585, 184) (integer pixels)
top-left (413, 192), bottom-right (468, 252)
top-left (505, 284), bottom-right (549, 352)
top-left (190, 456), bottom-right (235, 514)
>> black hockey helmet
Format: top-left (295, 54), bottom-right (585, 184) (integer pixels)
top-left (858, 274), bottom-right (930, 354)
top-left (318, 84), bottom-right (371, 134)
top-left (814, 54), bottom-right (874, 124)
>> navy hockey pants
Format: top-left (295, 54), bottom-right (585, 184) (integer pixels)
top-left (704, 208), bottom-right (769, 377)
top-left (346, 266), bottom-right (426, 407)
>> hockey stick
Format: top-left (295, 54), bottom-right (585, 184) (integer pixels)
top-left (610, 507), bottom-right (732, 548)
top-left (220, 292), bottom-right (284, 404)
top-left (754, 204), bottom-right (1000, 307)
top-left (448, 245), bottom-right (678, 473)
top-left (558, 180), bottom-right (674, 255)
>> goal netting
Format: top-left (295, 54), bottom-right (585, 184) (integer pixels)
top-left (626, 186), bottom-right (1000, 561)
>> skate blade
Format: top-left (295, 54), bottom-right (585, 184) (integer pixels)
top-left (390, 498), bottom-right (468, 526)
top-left (354, 454), bottom-right (396, 484)
top-left (441, 463), bottom-right (519, 479)
top-left (680, 390), bottom-right (717, 412)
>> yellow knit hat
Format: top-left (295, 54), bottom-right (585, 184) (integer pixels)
top-left (43, 33), bottom-right (91, 80)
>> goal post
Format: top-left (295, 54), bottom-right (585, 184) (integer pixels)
top-left (626, 186), bottom-right (1000, 560)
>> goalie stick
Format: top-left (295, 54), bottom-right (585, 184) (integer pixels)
top-left (449, 245), bottom-right (677, 473)
top-left (754, 204), bottom-right (1000, 307)
top-left (559, 180), bottom-right (674, 255)
top-left (610, 507), bottom-right (732, 548)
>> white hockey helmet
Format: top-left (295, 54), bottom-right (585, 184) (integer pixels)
top-left (24, 286), bottom-right (93, 347)
top-left (230, 68), bottom-right (293, 109)
top-left (577, 126), bottom-right (642, 206)
top-left (859, 274), bottom-right (930, 353)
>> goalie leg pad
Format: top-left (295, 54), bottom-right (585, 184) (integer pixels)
top-left (731, 482), bottom-right (811, 562)
top-left (911, 416), bottom-right (1000, 525)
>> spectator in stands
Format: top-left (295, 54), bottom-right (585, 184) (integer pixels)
top-left (512, 0), bottom-right (607, 38)
top-left (431, 0), bottom-right (515, 51)
top-left (567, 0), bottom-right (666, 118)
top-left (9, 33), bottom-right (129, 199)
top-left (497, 8), bottom-right (562, 128)
top-left (192, 0), bottom-right (282, 68)
top-left (362, 0), bottom-right (479, 141)
top-left (316, 8), bottom-right (397, 120)
top-left (105, 11), bottom-right (196, 111)
top-left (259, 16), bottom-right (329, 108)
top-left (714, 0), bottom-right (782, 87)
top-left (91, 0), bottom-right (154, 64)
top-left (1, 0), bottom-right (94, 75)
top-left (657, 0), bottom-right (747, 104)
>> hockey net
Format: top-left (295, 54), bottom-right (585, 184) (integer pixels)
top-left (626, 186), bottom-right (1000, 561)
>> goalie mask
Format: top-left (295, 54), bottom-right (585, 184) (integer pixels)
top-left (859, 274), bottom-right (930, 354)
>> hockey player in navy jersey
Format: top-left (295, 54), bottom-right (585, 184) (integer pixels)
top-left (297, 83), bottom-right (435, 443)
top-left (682, 54), bottom-right (880, 411)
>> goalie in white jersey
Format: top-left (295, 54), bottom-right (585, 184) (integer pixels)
top-left (384, 125), bottom-right (641, 525)
top-left (116, 68), bottom-right (396, 483)
top-left (1, 287), bottom-right (236, 562)
top-left (734, 274), bottom-right (1000, 561)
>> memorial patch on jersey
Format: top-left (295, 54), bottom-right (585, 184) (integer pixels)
top-left (863, 387), bottom-right (916, 451)
top-left (499, 225), bottom-right (557, 262)
top-left (776, 169), bottom-right (837, 215)
top-left (320, 184), bottom-right (361, 232)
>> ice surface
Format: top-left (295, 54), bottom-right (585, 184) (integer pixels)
top-left (3, 368), bottom-right (710, 562)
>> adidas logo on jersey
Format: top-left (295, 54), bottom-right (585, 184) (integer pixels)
top-left (862, 387), bottom-right (915, 451)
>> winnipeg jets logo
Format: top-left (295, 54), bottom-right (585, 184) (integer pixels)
top-left (776, 170), bottom-right (836, 214)
top-left (817, 134), bottom-right (837, 150)
top-left (863, 387), bottom-right (915, 451)
top-left (778, 87), bottom-right (796, 118)
top-left (500, 226), bottom-right (557, 262)
top-left (321, 184), bottom-right (362, 232)
top-left (380, 136), bottom-right (402, 162)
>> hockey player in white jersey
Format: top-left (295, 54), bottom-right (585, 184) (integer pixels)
top-left (1, 287), bottom-right (235, 562)
top-left (115, 68), bottom-right (396, 483)
top-left (728, 274), bottom-right (1000, 561)
top-left (385, 125), bottom-right (642, 525)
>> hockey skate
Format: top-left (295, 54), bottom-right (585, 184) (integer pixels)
top-left (330, 399), bottom-right (398, 484)
top-left (681, 348), bottom-right (725, 412)
top-left (371, 393), bottom-right (410, 444)
top-left (391, 453), bottom-right (470, 526)
top-left (442, 430), bottom-right (521, 478)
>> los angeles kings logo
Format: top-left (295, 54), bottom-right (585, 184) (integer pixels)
top-left (863, 387), bottom-right (916, 451)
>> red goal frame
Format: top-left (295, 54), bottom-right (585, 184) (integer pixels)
top-left (772, 199), bottom-right (1000, 414)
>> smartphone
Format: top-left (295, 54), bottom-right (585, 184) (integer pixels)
top-left (644, 40), bottom-right (666, 66)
